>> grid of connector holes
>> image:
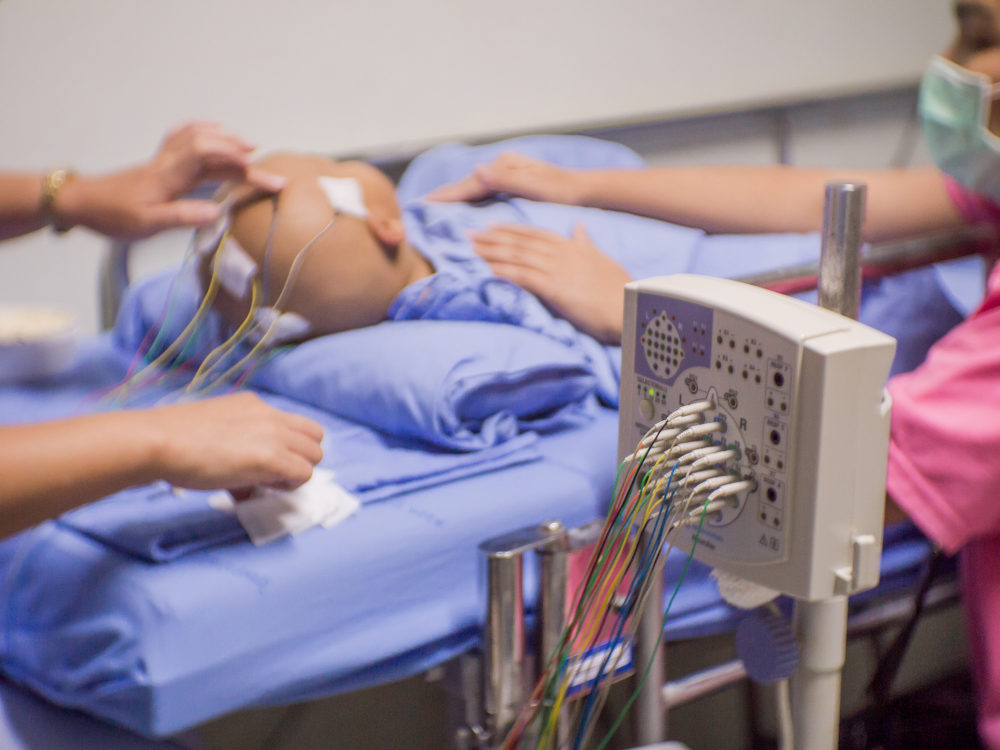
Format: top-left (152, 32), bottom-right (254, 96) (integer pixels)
top-left (641, 312), bottom-right (685, 378)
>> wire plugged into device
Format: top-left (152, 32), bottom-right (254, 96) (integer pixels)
top-left (617, 274), bottom-right (896, 750)
top-left (497, 398), bottom-right (746, 749)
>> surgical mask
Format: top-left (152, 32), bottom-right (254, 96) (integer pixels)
top-left (919, 54), bottom-right (1000, 200)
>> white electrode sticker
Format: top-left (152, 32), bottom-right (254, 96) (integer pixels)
top-left (317, 177), bottom-right (368, 218)
top-left (214, 237), bottom-right (258, 299)
top-left (252, 307), bottom-right (311, 344)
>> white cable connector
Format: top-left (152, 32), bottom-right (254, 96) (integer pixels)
top-left (688, 473), bottom-right (741, 502)
top-left (669, 399), bottom-right (715, 420)
top-left (674, 444), bottom-right (723, 466)
top-left (638, 400), bottom-right (715, 443)
top-left (674, 421), bottom-right (724, 443)
top-left (677, 468), bottom-right (726, 487)
top-left (684, 479), bottom-right (753, 522)
top-left (629, 437), bottom-right (711, 465)
top-left (688, 449), bottom-right (738, 472)
top-left (633, 427), bottom-right (684, 453)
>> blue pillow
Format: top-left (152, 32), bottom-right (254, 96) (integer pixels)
top-left (251, 320), bottom-right (601, 450)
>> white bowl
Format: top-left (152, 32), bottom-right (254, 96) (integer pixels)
top-left (0, 307), bottom-right (78, 385)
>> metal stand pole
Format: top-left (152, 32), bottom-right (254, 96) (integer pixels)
top-left (791, 181), bottom-right (866, 750)
top-left (479, 521), bottom-right (570, 748)
top-left (792, 596), bottom-right (850, 750)
top-left (537, 521), bottom-right (571, 747)
top-left (634, 518), bottom-right (667, 744)
top-left (483, 548), bottom-right (525, 744)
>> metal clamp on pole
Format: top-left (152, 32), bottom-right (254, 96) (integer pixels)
top-left (478, 521), bottom-right (570, 748)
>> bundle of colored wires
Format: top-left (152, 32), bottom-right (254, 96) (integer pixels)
top-left (499, 399), bottom-right (743, 750)
top-left (100, 193), bottom-right (339, 406)
top-left (87, 231), bottom-right (224, 409)
top-left (182, 209), bottom-right (338, 399)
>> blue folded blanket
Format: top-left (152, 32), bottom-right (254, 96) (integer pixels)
top-left (59, 391), bottom-right (544, 563)
top-left (58, 483), bottom-right (245, 562)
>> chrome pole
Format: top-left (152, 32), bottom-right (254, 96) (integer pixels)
top-left (537, 521), bottom-right (569, 676)
top-left (634, 516), bottom-right (667, 744)
top-left (792, 181), bottom-right (865, 750)
top-left (483, 549), bottom-right (525, 744)
top-left (537, 520), bottom-right (570, 746)
top-left (818, 181), bottom-right (866, 318)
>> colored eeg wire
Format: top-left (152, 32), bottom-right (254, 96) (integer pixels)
top-left (537, 469), bottom-right (668, 749)
top-left (574, 451), bottom-right (716, 750)
top-left (539, 452), bottom-right (668, 746)
top-left (499, 398), bottom-right (743, 750)
top-left (569, 447), bottom-right (692, 749)
top-left (185, 203), bottom-right (340, 396)
top-left (500, 455), bottom-right (651, 750)
top-left (591, 506), bottom-right (708, 750)
top-left (183, 274), bottom-right (262, 395)
top-left (96, 236), bottom-right (225, 406)
top-left (183, 192), bottom-right (284, 394)
top-left (78, 231), bottom-right (205, 411)
top-left (508, 440), bottom-right (622, 747)
top-left (184, 210), bottom-right (339, 399)
top-left (587, 440), bottom-right (752, 750)
top-left (181, 197), bottom-right (278, 395)
top-left (508, 418), bottom-right (683, 750)
top-left (563, 471), bottom-right (680, 750)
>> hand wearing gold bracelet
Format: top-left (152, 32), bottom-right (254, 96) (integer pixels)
top-left (1, 121), bottom-right (287, 243)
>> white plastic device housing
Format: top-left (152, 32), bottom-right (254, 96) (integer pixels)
top-left (617, 275), bottom-right (896, 601)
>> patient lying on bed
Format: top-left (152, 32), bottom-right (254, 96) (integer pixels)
top-left (189, 137), bottom-right (971, 386)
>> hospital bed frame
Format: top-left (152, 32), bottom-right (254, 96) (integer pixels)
top-left (97, 184), bottom-right (993, 750)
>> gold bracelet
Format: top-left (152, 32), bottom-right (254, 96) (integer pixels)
top-left (39, 168), bottom-right (77, 233)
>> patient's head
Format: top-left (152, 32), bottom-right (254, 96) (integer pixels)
top-left (202, 152), bottom-right (432, 340)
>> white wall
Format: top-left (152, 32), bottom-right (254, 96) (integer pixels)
top-left (0, 0), bottom-right (951, 332)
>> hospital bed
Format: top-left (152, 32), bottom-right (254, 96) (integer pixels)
top-left (0, 136), bottom-right (991, 749)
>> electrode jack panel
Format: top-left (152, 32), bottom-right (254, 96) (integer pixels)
top-left (618, 275), bottom-right (897, 601)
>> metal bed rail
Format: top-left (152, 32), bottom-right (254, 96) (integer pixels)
top-left (97, 204), bottom-right (998, 331)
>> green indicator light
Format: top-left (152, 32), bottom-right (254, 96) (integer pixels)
top-left (647, 388), bottom-right (655, 397)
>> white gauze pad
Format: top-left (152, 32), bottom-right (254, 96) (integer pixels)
top-left (209, 468), bottom-right (360, 546)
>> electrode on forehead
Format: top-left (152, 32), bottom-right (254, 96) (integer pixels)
top-left (193, 194), bottom-right (235, 256)
top-left (252, 307), bottom-right (311, 344)
top-left (317, 177), bottom-right (369, 218)
top-left (214, 236), bottom-right (258, 299)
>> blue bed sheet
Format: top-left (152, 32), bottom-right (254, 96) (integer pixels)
top-left (0, 338), bottom-right (620, 735)
top-left (0, 340), bottom-right (942, 738)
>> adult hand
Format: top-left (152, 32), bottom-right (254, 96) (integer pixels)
top-left (470, 222), bottom-right (631, 344)
top-left (56, 121), bottom-right (287, 239)
top-left (149, 392), bottom-right (324, 491)
top-left (425, 151), bottom-right (581, 205)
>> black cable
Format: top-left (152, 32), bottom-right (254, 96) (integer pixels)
top-left (865, 546), bottom-right (948, 747)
